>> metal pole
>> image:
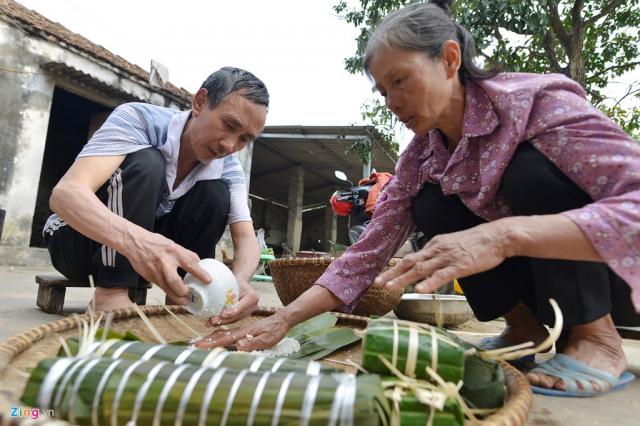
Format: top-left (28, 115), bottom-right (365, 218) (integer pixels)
top-left (362, 138), bottom-right (372, 178)
top-left (0, 209), bottom-right (5, 242)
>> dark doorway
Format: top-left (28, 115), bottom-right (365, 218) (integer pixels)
top-left (30, 87), bottom-right (112, 247)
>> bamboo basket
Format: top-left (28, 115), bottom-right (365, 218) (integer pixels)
top-left (268, 257), bottom-right (404, 316)
top-left (0, 305), bottom-right (532, 426)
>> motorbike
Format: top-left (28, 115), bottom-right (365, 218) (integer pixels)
top-left (330, 170), bottom-right (456, 295)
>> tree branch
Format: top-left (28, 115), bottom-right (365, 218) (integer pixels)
top-left (612, 84), bottom-right (640, 110)
top-left (585, 0), bottom-right (626, 26)
top-left (586, 61), bottom-right (640, 82)
top-left (546, 0), bottom-right (572, 51)
top-left (543, 31), bottom-right (565, 74)
top-left (571, 0), bottom-right (584, 28)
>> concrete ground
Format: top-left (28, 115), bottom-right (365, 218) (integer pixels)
top-left (0, 264), bottom-right (638, 425)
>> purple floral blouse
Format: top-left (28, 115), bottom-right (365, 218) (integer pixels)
top-left (316, 72), bottom-right (640, 313)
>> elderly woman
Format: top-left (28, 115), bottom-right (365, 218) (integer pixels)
top-left (200, 0), bottom-right (640, 395)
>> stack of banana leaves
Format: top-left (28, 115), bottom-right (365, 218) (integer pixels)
top-left (362, 318), bottom-right (505, 425)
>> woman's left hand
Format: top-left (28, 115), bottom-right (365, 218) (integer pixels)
top-left (374, 220), bottom-right (514, 293)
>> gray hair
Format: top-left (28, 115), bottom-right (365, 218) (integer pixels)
top-left (200, 67), bottom-right (270, 109)
top-left (363, 0), bottom-right (498, 81)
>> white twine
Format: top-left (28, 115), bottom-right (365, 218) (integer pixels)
top-left (197, 368), bottom-right (228, 426)
top-left (53, 357), bottom-right (93, 412)
top-left (111, 341), bottom-right (137, 359)
top-left (246, 371), bottom-right (271, 426)
top-left (431, 327), bottom-right (438, 373)
top-left (92, 359), bottom-right (123, 426)
top-left (111, 359), bottom-right (147, 426)
top-left (405, 326), bottom-right (419, 378)
top-left (68, 357), bottom-right (103, 424)
top-left (271, 372), bottom-right (296, 426)
top-left (339, 375), bottom-right (356, 426)
top-left (270, 357), bottom-right (287, 373)
top-left (174, 366), bottom-right (209, 426)
top-left (392, 320), bottom-right (399, 369)
top-left (93, 339), bottom-right (122, 357)
top-left (174, 347), bottom-right (197, 365)
top-left (327, 374), bottom-right (350, 426)
top-left (152, 364), bottom-right (191, 426)
top-left (306, 361), bottom-right (322, 376)
top-left (36, 358), bottom-right (75, 409)
top-left (300, 375), bottom-right (322, 426)
top-left (249, 356), bottom-right (267, 373)
top-left (141, 344), bottom-right (166, 361)
top-left (200, 347), bottom-right (226, 367)
top-left (220, 369), bottom-right (249, 426)
top-left (126, 361), bottom-right (169, 426)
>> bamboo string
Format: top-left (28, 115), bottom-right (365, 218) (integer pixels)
top-left (92, 360), bottom-right (123, 426)
top-left (392, 320), bottom-right (399, 369)
top-left (197, 368), bottom-right (228, 426)
top-left (328, 374), bottom-right (350, 426)
top-left (430, 327), bottom-right (438, 372)
top-left (158, 301), bottom-right (202, 339)
top-left (132, 303), bottom-right (167, 344)
top-left (480, 299), bottom-right (563, 361)
top-left (152, 364), bottom-right (190, 426)
top-left (405, 325), bottom-right (419, 377)
top-left (68, 358), bottom-right (103, 425)
top-left (127, 361), bottom-right (169, 426)
top-left (300, 375), bottom-right (322, 426)
top-left (221, 369), bottom-right (250, 426)
top-left (111, 341), bottom-right (136, 359)
top-left (53, 357), bottom-right (93, 412)
top-left (37, 358), bottom-right (75, 408)
top-left (175, 366), bottom-right (209, 426)
top-left (271, 371), bottom-right (296, 426)
top-left (111, 359), bottom-right (147, 426)
top-left (246, 372), bottom-right (271, 426)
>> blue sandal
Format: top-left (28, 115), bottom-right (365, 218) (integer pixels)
top-left (529, 353), bottom-right (635, 397)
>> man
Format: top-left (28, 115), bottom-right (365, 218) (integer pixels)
top-left (43, 67), bottom-right (267, 324)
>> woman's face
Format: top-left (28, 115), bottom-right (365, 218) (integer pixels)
top-left (367, 45), bottom-right (458, 135)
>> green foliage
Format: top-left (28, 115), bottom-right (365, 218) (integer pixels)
top-left (335, 0), bottom-right (640, 141)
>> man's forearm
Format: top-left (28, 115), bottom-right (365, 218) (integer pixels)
top-left (230, 234), bottom-right (260, 283)
top-left (50, 182), bottom-right (141, 256)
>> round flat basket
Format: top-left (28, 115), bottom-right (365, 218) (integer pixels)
top-left (268, 257), bottom-right (403, 316)
top-left (0, 305), bottom-right (531, 426)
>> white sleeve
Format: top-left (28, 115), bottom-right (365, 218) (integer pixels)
top-left (78, 104), bottom-right (151, 157)
top-left (221, 155), bottom-right (252, 224)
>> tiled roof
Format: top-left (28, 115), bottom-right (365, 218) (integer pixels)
top-left (0, 0), bottom-right (192, 104)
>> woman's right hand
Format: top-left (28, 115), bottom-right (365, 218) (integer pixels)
top-left (196, 310), bottom-right (292, 351)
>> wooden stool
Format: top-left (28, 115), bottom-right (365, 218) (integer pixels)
top-left (35, 275), bottom-right (150, 314)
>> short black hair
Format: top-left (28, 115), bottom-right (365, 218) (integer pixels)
top-left (200, 67), bottom-right (270, 109)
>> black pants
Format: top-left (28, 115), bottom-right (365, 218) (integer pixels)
top-left (412, 143), bottom-right (640, 327)
top-left (45, 148), bottom-right (230, 288)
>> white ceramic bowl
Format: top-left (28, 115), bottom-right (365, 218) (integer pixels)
top-left (184, 258), bottom-right (239, 318)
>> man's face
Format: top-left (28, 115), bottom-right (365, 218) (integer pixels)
top-left (189, 90), bottom-right (267, 163)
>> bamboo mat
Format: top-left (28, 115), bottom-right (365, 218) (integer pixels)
top-left (0, 305), bottom-right (531, 425)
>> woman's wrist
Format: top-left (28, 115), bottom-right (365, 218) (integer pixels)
top-left (492, 216), bottom-right (530, 259)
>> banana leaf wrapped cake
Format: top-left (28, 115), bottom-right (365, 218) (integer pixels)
top-left (22, 356), bottom-right (390, 426)
top-left (63, 338), bottom-right (332, 376)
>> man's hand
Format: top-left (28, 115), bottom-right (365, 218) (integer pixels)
top-left (196, 310), bottom-right (291, 351)
top-left (206, 280), bottom-right (258, 326)
top-left (122, 227), bottom-right (211, 304)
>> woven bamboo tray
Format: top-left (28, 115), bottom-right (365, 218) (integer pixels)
top-left (269, 257), bottom-right (404, 317)
top-left (0, 305), bottom-right (531, 425)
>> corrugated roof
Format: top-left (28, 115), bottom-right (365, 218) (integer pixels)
top-left (0, 0), bottom-right (192, 105)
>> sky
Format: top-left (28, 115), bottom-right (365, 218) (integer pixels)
top-left (14, 0), bottom-right (380, 129)
top-left (12, 0), bottom-right (639, 148)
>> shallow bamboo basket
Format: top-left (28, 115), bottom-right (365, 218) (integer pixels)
top-left (268, 257), bottom-right (404, 316)
top-left (0, 305), bottom-right (532, 426)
